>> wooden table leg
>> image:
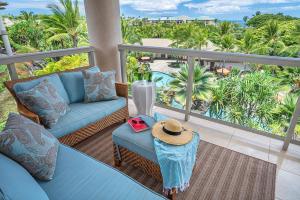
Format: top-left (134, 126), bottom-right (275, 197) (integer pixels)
top-left (114, 158), bottom-right (122, 167)
top-left (167, 188), bottom-right (176, 200)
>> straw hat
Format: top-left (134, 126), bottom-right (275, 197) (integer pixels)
top-left (152, 119), bottom-right (193, 145)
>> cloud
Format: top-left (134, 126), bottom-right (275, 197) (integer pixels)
top-left (7, 0), bottom-right (86, 14)
top-left (120, 0), bottom-right (191, 12)
top-left (184, 0), bottom-right (300, 15)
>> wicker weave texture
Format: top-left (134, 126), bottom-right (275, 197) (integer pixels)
top-left (4, 66), bottom-right (129, 147)
top-left (113, 144), bottom-right (162, 181)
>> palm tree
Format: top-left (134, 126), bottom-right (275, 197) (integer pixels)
top-left (273, 95), bottom-right (299, 130)
top-left (278, 67), bottom-right (300, 94)
top-left (19, 11), bottom-right (37, 21)
top-left (216, 34), bottom-right (236, 52)
top-left (256, 20), bottom-right (286, 56)
top-left (169, 64), bottom-right (215, 109)
top-left (43, 0), bottom-right (81, 47)
top-left (209, 80), bottom-right (228, 118)
top-left (121, 17), bottom-right (141, 44)
top-left (238, 30), bottom-right (258, 54)
top-left (0, 1), bottom-right (7, 9)
top-left (183, 27), bottom-right (208, 50)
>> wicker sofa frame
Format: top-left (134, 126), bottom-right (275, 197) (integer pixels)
top-left (4, 66), bottom-right (129, 146)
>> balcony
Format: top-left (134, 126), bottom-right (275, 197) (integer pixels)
top-left (1, 44), bottom-right (300, 199)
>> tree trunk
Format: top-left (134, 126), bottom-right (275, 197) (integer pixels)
top-left (72, 36), bottom-right (78, 48)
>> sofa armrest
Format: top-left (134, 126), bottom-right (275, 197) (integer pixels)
top-left (18, 104), bottom-right (40, 124)
top-left (115, 82), bottom-right (128, 99)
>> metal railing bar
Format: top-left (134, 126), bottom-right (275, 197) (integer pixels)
top-left (118, 44), bottom-right (300, 67)
top-left (185, 56), bottom-right (195, 121)
top-left (0, 46), bottom-right (95, 65)
top-left (88, 51), bottom-right (96, 67)
top-left (282, 97), bottom-right (300, 150)
top-left (119, 49), bottom-right (127, 83)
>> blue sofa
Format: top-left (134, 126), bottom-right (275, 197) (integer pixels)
top-left (0, 144), bottom-right (166, 200)
top-left (4, 66), bottom-right (129, 146)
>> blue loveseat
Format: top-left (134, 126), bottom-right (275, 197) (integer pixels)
top-left (1, 66), bottom-right (167, 200)
top-left (5, 66), bottom-right (129, 146)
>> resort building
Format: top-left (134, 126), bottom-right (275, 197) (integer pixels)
top-left (0, 1), bottom-right (300, 200)
top-left (147, 16), bottom-right (217, 26)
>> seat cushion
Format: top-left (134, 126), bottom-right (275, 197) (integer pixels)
top-left (0, 113), bottom-right (59, 181)
top-left (59, 66), bottom-right (100, 103)
top-left (13, 73), bottom-right (70, 104)
top-left (37, 144), bottom-right (166, 200)
top-left (112, 115), bottom-right (158, 163)
top-left (83, 70), bottom-right (118, 102)
top-left (0, 153), bottom-right (49, 200)
top-left (48, 97), bottom-right (127, 138)
top-left (15, 79), bottom-right (70, 128)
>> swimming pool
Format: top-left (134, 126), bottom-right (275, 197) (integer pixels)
top-left (151, 71), bottom-right (184, 109)
top-left (151, 71), bottom-right (174, 88)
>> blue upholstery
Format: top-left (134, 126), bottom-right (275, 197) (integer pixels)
top-left (15, 80), bottom-right (70, 128)
top-left (37, 144), bottom-right (166, 200)
top-left (0, 153), bottom-right (49, 200)
top-left (0, 113), bottom-right (59, 181)
top-left (60, 66), bottom-right (100, 103)
top-left (13, 74), bottom-right (70, 104)
top-left (112, 115), bottom-right (158, 163)
top-left (48, 97), bottom-right (126, 138)
top-left (83, 70), bottom-right (118, 102)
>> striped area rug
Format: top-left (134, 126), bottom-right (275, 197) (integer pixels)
top-left (74, 124), bottom-right (276, 200)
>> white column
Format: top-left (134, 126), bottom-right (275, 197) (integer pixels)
top-left (84, 0), bottom-right (122, 81)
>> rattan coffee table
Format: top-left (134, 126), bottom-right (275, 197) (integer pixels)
top-left (112, 116), bottom-right (176, 200)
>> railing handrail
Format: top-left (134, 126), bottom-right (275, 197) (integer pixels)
top-left (118, 44), bottom-right (300, 67)
top-left (0, 46), bottom-right (95, 65)
top-left (118, 43), bottom-right (300, 150)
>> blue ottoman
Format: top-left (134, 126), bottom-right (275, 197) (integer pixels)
top-left (112, 115), bottom-right (166, 181)
top-left (112, 115), bottom-right (158, 164)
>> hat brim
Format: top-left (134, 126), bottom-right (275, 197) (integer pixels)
top-left (152, 121), bottom-right (193, 145)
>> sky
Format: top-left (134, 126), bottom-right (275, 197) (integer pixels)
top-left (2, 0), bottom-right (300, 20)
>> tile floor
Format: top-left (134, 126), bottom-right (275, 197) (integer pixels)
top-left (128, 100), bottom-right (300, 200)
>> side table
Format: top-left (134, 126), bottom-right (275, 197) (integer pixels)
top-left (132, 80), bottom-right (155, 116)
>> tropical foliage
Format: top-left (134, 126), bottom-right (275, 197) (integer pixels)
top-left (169, 64), bottom-right (215, 108)
top-left (0, 6), bottom-right (299, 137)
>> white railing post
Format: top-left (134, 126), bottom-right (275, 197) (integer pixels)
top-left (283, 96), bottom-right (300, 150)
top-left (0, 16), bottom-right (18, 80)
top-left (119, 49), bottom-right (127, 83)
top-left (88, 51), bottom-right (95, 67)
top-left (185, 56), bottom-right (195, 121)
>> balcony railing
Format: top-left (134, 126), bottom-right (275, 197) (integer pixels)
top-left (118, 44), bottom-right (300, 150)
top-left (1, 45), bottom-right (300, 150)
top-left (0, 46), bottom-right (96, 80)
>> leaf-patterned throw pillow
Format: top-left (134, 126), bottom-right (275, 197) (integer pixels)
top-left (0, 113), bottom-right (59, 181)
top-left (82, 70), bottom-right (118, 102)
top-left (16, 79), bottom-right (70, 128)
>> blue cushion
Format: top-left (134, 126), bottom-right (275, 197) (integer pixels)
top-left (15, 80), bottom-right (70, 128)
top-left (48, 97), bottom-right (126, 138)
top-left (112, 115), bottom-right (158, 163)
top-left (60, 66), bottom-right (100, 103)
top-left (0, 113), bottom-right (59, 181)
top-left (83, 70), bottom-right (118, 102)
top-left (0, 153), bottom-right (49, 200)
top-left (13, 73), bottom-right (70, 104)
top-left (37, 144), bottom-right (166, 200)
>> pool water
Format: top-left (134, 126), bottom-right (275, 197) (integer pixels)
top-left (152, 71), bottom-right (174, 88)
top-left (151, 71), bottom-right (183, 109)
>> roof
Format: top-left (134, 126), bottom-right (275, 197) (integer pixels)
top-left (141, 38), bottom-right (173, 48)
